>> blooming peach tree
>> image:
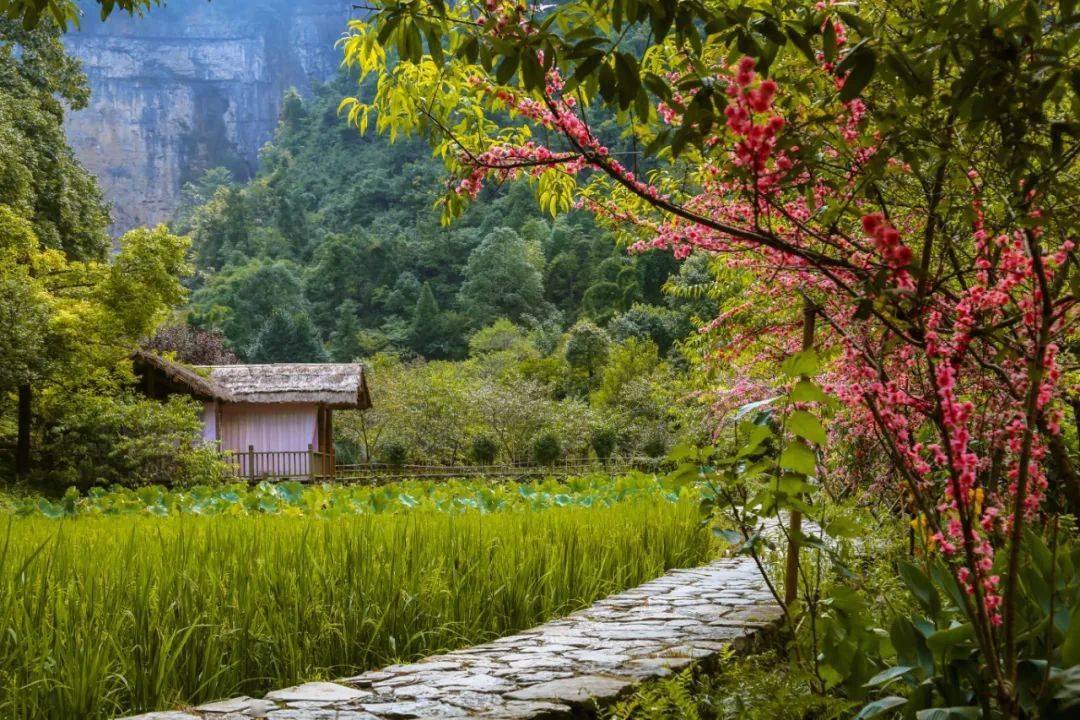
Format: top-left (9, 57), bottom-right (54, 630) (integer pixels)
top-left (341, 1), bottom-right (1079, 715)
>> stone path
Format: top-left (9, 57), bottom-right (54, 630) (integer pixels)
top-left (124, 557), bottom-right (780, 720)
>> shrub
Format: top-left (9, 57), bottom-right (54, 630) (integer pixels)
top-left (590, 425), bottom-right (617, 463)
top-left (470, 435), bottom-right (498, 465)
top-left (532, 431), bottom-right (562, 465)
top-left (378, 440), bottom-right (409, 469)
top-left (40, 393), bottom-right (227, 489)
top-left (641, 432), bottom-right (667, 459)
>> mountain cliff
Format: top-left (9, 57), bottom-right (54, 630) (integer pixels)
top-left (63, 0), bottom-right (353, 231)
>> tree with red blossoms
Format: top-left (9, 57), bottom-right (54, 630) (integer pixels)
top-left (342, 1), bottom-right (1079, 715)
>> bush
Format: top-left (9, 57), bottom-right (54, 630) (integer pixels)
top-left (532, 431), bottom-right (562, 465)
top-left (40, 393), bottom-right (227, 489)
top-left (470, 435), bottom-right (498, 465)
top-left (641, 432), bottom-right (668, 459)
top-left (378, 440), bottom-right (409, 469)
top-left (590, 425), bottom-right (617, 463)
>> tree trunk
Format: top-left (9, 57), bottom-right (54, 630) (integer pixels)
top-left (15, 383), bottom-right (31, 476)
top-left (784, 300), bottom-right (816, 607)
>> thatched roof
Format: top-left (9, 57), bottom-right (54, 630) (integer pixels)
top-left (133, 350), bottom-right (228, 401)
top-left (133, 352), bottom-right (371, 408)
top-left (200, 363), bottom-right (371, 408)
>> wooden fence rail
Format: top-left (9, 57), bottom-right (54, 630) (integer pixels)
top-left (331, 456), bottom-right (664, 483)
top-left (219, 450), bottom-right (665, 484)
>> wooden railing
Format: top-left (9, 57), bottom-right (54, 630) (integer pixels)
top-left (331, 456), bottom-right (664, 483)
top-left (223, 445), bottom-right (333, 481)
top-left (220, 452), bottom-right (664, 484)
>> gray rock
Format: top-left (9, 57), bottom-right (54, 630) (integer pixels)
top-left (503, 675), bottom-right (633, 706)
top-left (196, 697), bottom-right (259, 713)
top-left (265, 682), bottom-right (371, 704)
top-left (361, 699), bottom-right (469, 717)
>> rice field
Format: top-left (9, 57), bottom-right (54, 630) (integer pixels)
top-left (0, 488), bottom-right (711, 719)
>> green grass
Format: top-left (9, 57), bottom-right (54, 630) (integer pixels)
top-left (0, 495), bottom-right (711, 719)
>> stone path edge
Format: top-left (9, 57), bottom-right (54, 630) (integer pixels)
top-left (122, 557), bottom-right (782, 720)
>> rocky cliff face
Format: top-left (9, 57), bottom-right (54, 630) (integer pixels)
top-left (64, 0), bottom-right (353, 231)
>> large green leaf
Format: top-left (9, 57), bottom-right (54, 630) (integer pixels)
top-left (788, 410), bottom-right (827, 445)
top-left (781, 350), bottom-right (820, 378)
top-left (779, 440), bottom-right (816, 476)
top-left (914, 708), bottom-right (979, 720)
top-left (864, 665), bottom-right (916, 688)
top-left (855, 696), bottom-right (907, 719)
top-left (839, 47), bottom-right (876, 101)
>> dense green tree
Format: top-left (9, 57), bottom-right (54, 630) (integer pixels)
top-left (304, 233), bottom-right (367, 334)
top-left (247, 310), bottom-right (329, 364)
top-left (408, 283), bottom-right (468, 360)
top-left (328, 301), bottom-right (365, 362)
top-left (172, 71), bottom-right (695, 361)
top-left (188, 259), bottom-right (307, 354)
top-left (1, 17), bottom-right (189, 478)
top-left (564, 321), bottom-right (610, 380)
top-left (458, 227), bottom-right (548, 328)
top-left (190, 186), bottom-right (251, 270)
top-left (608, 304), bottom-right (687, 356)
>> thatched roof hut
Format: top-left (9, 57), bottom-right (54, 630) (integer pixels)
top-left (133, 351), bottom-right (371, 409)
top-left (200, 363), bottom-right (372, 408)
top-left (132, 352), bottom-right (371, 480)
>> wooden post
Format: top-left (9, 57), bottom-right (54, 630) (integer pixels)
top-left (327, 409), bottom-right (336, 480)
top-left (247, 444), bottom-right (256, 483)
top-left (308, 443), bottom-right (315, 482)
top-left (784, 299), bottom-right (816, 609)
top-left (15, 384), bottom-right (31, 477)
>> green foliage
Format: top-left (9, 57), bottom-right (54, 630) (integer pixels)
top-left (247, 310), bottom-right (330, 364)
top-left (38, 394), bottom-right (226, 489)
top-left (0, 20), bottom-right (193, 481)
top-left (606, 652), bottom-right (857, 720)
top-left (457, 226), bottom-right (550, 328)
top-left (177, 74), bottom-right (701, 363)
top-left (378, 439), bottom-right (409, 469)
top-left (590, 424), bottom-right (617, 463)
top-left (0, 492), bottom-right (709, 718)
top-left (0, 1), bottom-right (160, 30)
top-left (470, 435), bottom-right (498, 465)
top-left (565, 320), bottom-right (611, 379)
top-left (532, 431), bottom-right (562, 466)
top-left (189, 259), bottom-right (308, 354)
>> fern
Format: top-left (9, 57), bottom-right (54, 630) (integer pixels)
top-left (604, 650), bottom-right (859, 720)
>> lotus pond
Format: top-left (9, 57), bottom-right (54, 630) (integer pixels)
top-left (3, 472), bottom-right (696, 518)
top-left (0, 475), bottom-right (713, 720)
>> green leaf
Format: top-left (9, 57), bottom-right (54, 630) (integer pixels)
top-left (712, 528), bottom-right (743, 544)
top-left (926, 623), bottom-right (974, 654)
top-left (785, 24), bottom-right (816, 63)
top-left (855, 696), bottom-right (906, 719)
top-left (865, 665), bottom-right (916, 688)
top-left (898, 561), bottom-right (940, 616)
top-left (823, 19), bottom-right (837, 63)
top-left (520, 50), bottom-right (544, 90)
top-left (495, 53), bottom-right (519, 85)
top-left (779, 440), bottom-right (816, 476)
top-left (825, 516), bottom-right (863, 538)
top-left (788, 410), bottom-right (826, 445)
top-left (781, 350), bottom-right (820, 378)
top-left (840, 48), bottom-right (876, 102)
top-left (790, 380), bottom-right (828, 404)
top-left (915, 708), bottom-right (979, 720)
